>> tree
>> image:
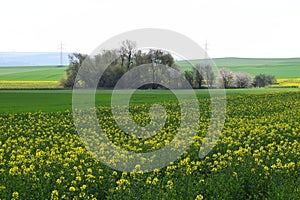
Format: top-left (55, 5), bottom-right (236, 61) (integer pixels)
top-left (183, 64), bottom-right (204, 89)
top-left (203, 64), bottom-right (215, 88)
top-left (253, 74), bottom-right (276, 87)
top-left (218, 68), bottom-right (234, 88)
top-left (184, 70), bottom-right (194, 87)
top-left (61, 40), bottom-right (177, 89)
top-left (148, 49), bottom-right (175, 67)
top-left (120, 40), bottom-right (136, 71)
top-left (194, 64), bottom-right (204, 88)
top-left (98, 64), bottom-right (124, 88)
top-left (234, 72), bottom-right (253, 88)
top-left (147, 49), bottom-right (176, 89)
top-left (134, 50), bottom-right (150, 66)
top-left (61, 50), bottom-right (121, 88)
top-left (60, 53), bottom-right (87, 88)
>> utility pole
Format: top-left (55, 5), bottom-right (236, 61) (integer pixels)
top-left (58, 41), bottom-right (65, 67)
top-left (204, 40), bottom-right (208, 60)
top-left (204, 40), bottom-right (210, 66)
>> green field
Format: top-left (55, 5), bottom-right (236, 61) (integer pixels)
top-left (0, 66), bottom-right (67, 81)
top-left (1, 88), bottom-right (300, 113)
top-left (1, 91), bottom-right (300, 199)
top-left (177, 57), bottom-right (300, 78)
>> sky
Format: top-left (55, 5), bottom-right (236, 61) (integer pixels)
top-left (0, 0), bottom-right (300, 58)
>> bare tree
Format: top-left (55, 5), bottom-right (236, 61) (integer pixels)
top-left (120, 40), bottom-right (137, 71)
top-left (119, 47), bottom-right (126, 67)
top-left (218, 68), bottom-right (234, 88)
top-left (234, 72), bottom-right (253, 88)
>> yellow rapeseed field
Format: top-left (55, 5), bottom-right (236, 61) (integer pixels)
top-left (0, 92), bottom-right (300, 199)
top-left (276, 78), bottom-right (300, 88)
top-left (0, 81), bottom-right (61, 89)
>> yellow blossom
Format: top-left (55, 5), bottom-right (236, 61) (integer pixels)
top-left (69, 186), bottom-right (76, 192)
top-left (195, 194), bottom-right (204, 200)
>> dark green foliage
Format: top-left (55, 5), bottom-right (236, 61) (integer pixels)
top-left (184, 64), bottom-right (214, 89)
top-left (253, 74), bottom-right (276, 87)
top-left (60, 53), bottom-right (87, 88)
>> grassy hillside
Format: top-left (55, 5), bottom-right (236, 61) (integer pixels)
top-left (176, 57), bottom-right (300, 78)
top-left (0, 65), bottom-right (67, 81)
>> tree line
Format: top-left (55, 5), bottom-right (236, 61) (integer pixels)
top-left (184, 67), bottom-right (276, 88)
top-left (61, 40), bottom-right (276, 89)
top-left (61, 40), bottom-right (182, 89)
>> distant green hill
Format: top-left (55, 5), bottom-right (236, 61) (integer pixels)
top-left (0, 65), bottom-right (67, 81)
top-left (176, 57), bottom-right (300, 78)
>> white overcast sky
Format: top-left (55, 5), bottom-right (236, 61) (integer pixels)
top-left (0, 0), bottom-right (299, 58)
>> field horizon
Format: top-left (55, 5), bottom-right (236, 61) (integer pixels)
top-left (0, 57), bottom-right (299, 84)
